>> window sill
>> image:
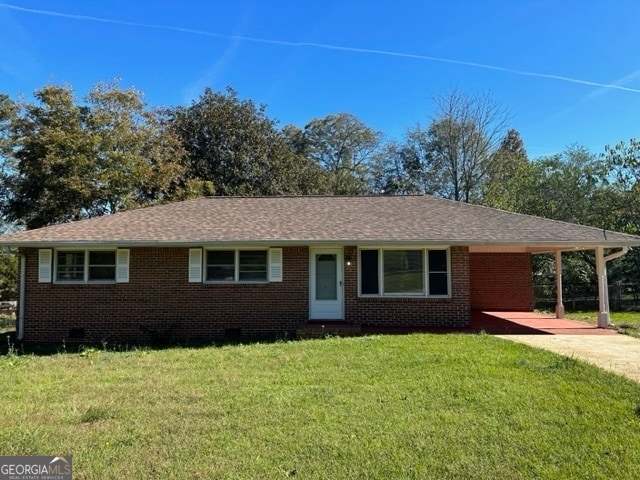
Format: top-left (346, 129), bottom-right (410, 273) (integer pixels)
top-left (358, 295), bottom-right (451, 300)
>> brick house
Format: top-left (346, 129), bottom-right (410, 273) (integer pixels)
top-left (1, 195), bottom-right (639, 344)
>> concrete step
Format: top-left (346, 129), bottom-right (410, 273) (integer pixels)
top-left (297, 322), bottom-right (362, 339)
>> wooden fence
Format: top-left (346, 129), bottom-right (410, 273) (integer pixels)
top-left (534, 283), bottom-right (640, 311)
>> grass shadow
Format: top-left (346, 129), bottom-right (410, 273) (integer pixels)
top-left (1, 330), bottom-right (304, 357)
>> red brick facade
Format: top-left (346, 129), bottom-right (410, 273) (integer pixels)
top-left (469, 252), bottom-right (534, 311)
top-left (344, 246), bottom-right (470, 328)
top-left (18, 246), bottom-right (531, 344)
top-left (21, 246), bottom-right (308, 344)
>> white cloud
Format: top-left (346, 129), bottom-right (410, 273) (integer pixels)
top-left (2, 2), bottom-right (640, 95)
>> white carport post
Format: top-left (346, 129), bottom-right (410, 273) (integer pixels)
top-left (595, 246), bottom-right (609, 328)
top-left (554, 250), bottom-right (564, 319)
top-left (596, 246), bottom-right (630, 328)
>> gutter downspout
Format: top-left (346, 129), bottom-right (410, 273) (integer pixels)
top-left (17, 253), bottom-right (25, 341)
top-left (596, 246), bottom-right (629, 328)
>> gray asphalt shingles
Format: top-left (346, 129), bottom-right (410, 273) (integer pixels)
top-left (2, 195), bottom-right (640, 247)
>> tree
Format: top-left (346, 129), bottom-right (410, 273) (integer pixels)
top-left (86, 81), bottom-right (189, 214)
top-left (401, 88), bottom-right (509, 203)
top-left (523, 146), bottom-right (610, 225)
top-left (3, 85), bottom-right (98, 228)
top-left (171, 87), bottom-right (327, 196)
top-left (301, 113), bottom-right (382, 194)
top-left (604, 138), bottom-right (640, 234)
top-left (2, 82), bottom-right (191, 229)
top-left (496, 146), bottom-right (621, 287)
top-left (0, 252), bottom-right (17, 300)
top-left (369, 142), bottom-right (408, 194)
top-left (481, 129), bottom-right (530, 210)
top-left (603, 139), bottom-right (640, 288)
top-left (0, 94), bottom-right (17, 158)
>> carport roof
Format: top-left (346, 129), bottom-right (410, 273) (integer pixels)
top-left (1, 195), bottom-right (640, 250)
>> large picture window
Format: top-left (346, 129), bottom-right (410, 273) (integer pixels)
top-left (383, 250), bottom-right (424, 295)
top-left (359, 248), bottom-right (450, 297)
top-left (206, 249), bottom-right (268, 283)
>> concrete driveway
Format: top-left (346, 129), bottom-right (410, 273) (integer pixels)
top-left (472, 311), bottom-right (640, 383)
top-left (497, 334), bottom-right (640, 383)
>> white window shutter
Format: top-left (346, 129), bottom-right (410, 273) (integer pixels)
top-left (38, 249), bottom-right (52, 283)
top-left (189, 248), bottom-right (203, 283)
top-left (269, 248), bottom-right (283, 282)
top-left (116, 249), bottom-right (130, 283)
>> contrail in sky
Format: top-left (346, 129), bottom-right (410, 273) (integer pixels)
top-left (2, 2), bottom-right (640, 95)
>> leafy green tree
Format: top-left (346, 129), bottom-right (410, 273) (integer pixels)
top-left (2, 82), bottom-right (191, 229)
top-left (301, 113), bottom-right (382, 194)
top-left (604, 138), bottom-right (640, 234)
top-left (603, 139), bottom-right (640, 288)
top-left (86, 81), bottom-right (189, 214)
top-left (522, 146), bottom-right (610, 225)
top-left (0, 94), bottom-right (17, 158)
top-left (171, 87), bottom-right (326, 196)
top-left (482, 129), bottom-right (530, 210)
top-left (0, 253), bottom-right (17, 300)
top-left (498, 146), bottom-right (628, 288)
top-left (369, 142), bottom-right (405, 194)
top-left (3, 85), bottom-right (97, 228)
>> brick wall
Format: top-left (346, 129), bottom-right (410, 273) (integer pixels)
top-left (20, 245), bottom-right (473, 344)
top-left (469, 252), bottom-right (533, 311)
top-left (344, 246), bottom-right (471, 328)
top-left (21, 246), bottom-right (308, 344)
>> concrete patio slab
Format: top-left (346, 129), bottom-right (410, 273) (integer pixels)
top-left (472, 311), bottom-right (617, 335)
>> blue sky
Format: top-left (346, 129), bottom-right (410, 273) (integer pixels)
top-left (1, 1), bottom-right (639, 158)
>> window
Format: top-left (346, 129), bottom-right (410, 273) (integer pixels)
top-left (206, 249), bottom-right (268, 283)
top-left (359, 248), bottom-right (450, 297)
top-left (428, 250), bottom-right (449, 296)
top-left (360, 249), bottom-right (379, 295)
top-left (56, 251), bottom-right (85, 281)
top-left (207, 250), bottom-right (235, 281)
top-left (383, 250), bottom-right (424, 295)
top-left (88, 251), bottom-right (117, 281)
top-left (239, 250), bottom-right (268, 282)
top-left (55, 249), bottom-right (121, 283)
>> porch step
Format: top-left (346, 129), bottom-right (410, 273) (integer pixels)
top-left (297, 322), bottom-right (362, 339)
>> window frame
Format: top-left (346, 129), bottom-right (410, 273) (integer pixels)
top-left (54, 248), bottom-right (118, 284)
top-left (358, 246), bottom-right (451, 298)
top-left (204, 248), bottom-right (270, 284)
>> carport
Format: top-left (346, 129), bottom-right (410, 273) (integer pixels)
top-left (469, 242), bottom-right (637, 330)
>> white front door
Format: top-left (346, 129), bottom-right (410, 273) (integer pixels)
top-left (309, 248), bottom-right (343, 320)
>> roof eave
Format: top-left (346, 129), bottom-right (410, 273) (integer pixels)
top-left (2, 238), bottom-right (640, 250)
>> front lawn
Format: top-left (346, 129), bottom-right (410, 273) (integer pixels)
top-left (2, 334), bottom-right (640, 479)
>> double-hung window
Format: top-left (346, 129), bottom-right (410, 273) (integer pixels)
top-left (206, 249), bottom-right (268, 283)
top-left (359, 247), bottom-right (450, 297)
top-left (56, 251), bottom-right (86, 282)
top-left (51, 249), bottom-right (128, 283)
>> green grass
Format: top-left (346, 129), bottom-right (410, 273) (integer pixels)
top-left (2, 334), bottom-right (640, 479)
top-left (559, 310), bottom-right (640, 338)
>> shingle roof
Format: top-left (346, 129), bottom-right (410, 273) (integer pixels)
top-left (1, 195), bottom-right (640, 250)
